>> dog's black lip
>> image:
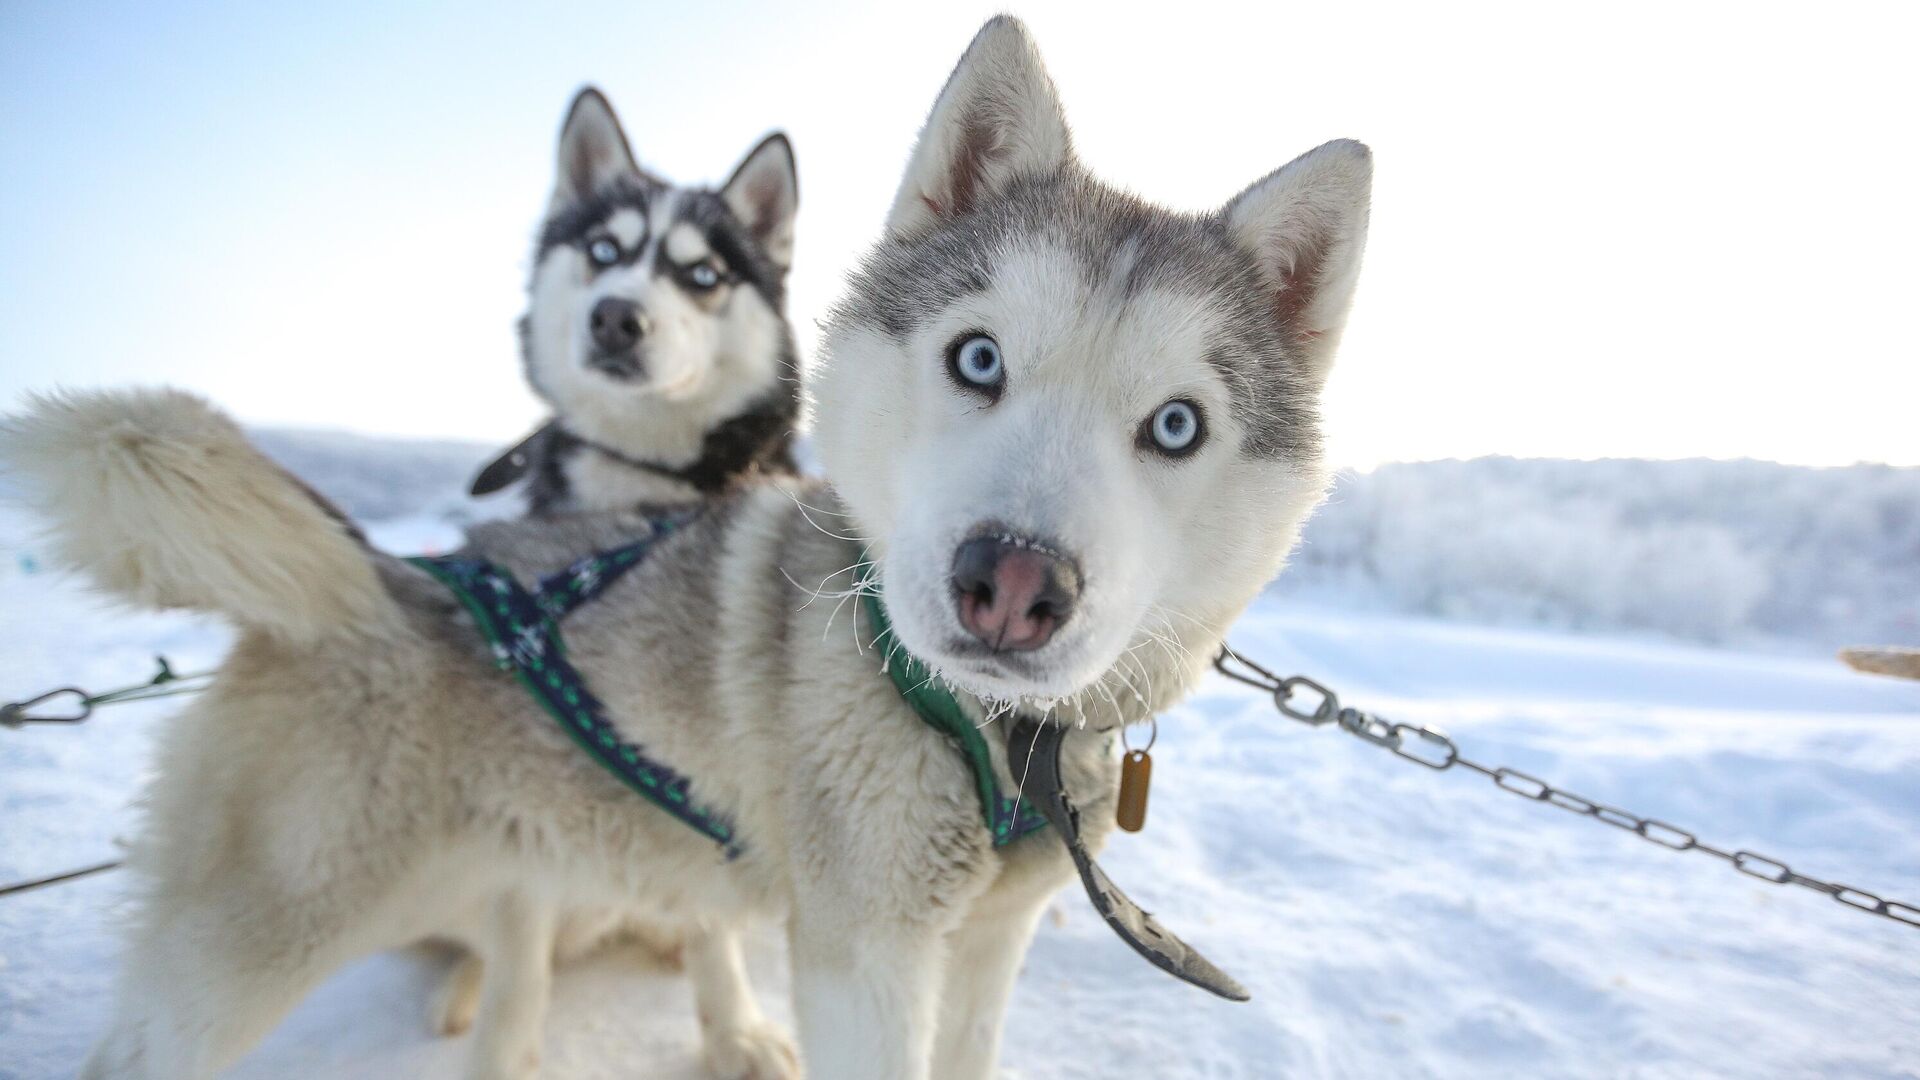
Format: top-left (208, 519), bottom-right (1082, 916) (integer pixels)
top-left (584, 350), bottom-right (644, 380)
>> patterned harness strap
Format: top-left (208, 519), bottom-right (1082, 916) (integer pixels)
top-left (409, 510), bottom-right (741, 857)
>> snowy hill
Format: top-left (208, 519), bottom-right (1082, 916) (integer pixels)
top-left (2, 432), bottom-right (1917, 1079)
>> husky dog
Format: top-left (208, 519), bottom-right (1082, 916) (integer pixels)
top-left (4, 17), bottom-right (1369, 1080)
top-left (473, 87), bottom-right (802, 515)
top-left (440, 86), bottom-right (807, 1078)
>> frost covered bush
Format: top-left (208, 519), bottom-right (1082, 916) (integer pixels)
top-left (1282, 458), bottom-right (1919, 645)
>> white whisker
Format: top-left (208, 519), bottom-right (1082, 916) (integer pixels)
top-left (779, 484), bottom-right (874, 543)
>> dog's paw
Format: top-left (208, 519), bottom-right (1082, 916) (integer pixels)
top-left (701, 1021), bottom-right (801, 1080)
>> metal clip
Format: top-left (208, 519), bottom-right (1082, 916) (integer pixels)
top-left (1337, 706), bottom-right (1400, 748)
top-left (1387, 722), bottom-right (1458, 770)
top-left (0, 687), bottom-right (92, 727)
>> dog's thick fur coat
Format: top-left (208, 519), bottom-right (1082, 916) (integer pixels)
top-left (5, 18), bottom-right (1370, 1079)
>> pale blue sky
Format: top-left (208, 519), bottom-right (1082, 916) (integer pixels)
top-left (4, 1), bottom-right (1916, 466)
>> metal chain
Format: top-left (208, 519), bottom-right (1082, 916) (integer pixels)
top-left (8, 648), bottom-right (1914, 929)
top-left (1213, 647), bottom-right (1920, 931)
top-left (0, 656), bottom-right (212, 728)
top-left (0, 659), bottom-right (207, 896)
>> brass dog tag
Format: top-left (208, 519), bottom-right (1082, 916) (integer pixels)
top-left (1116, 749), bottom-right (1152, 832)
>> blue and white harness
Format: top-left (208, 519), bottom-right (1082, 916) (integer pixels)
top-left (409, 511), bottom-right (740, 857)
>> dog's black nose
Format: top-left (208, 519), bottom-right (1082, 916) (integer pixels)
top-left (589, 297), bottom-right (648, 354)
top-left (951, 534), bottom-right (1079, 652)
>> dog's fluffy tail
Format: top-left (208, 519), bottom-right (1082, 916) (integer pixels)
top-left (1, 388), bottom-right (401, 644)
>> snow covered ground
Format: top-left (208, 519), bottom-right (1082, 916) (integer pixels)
top-left (2, 439), bottom-right (1917, 1079)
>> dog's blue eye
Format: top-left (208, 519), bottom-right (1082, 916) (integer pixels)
top-left (950, 334), bottom-right (1003, 390)
top-left (1147, 400), bottom-right (1203, 455)
top-left (588, 238), bottom-right (621, 267)
top-left (688, 264), bottom-right (720, 289)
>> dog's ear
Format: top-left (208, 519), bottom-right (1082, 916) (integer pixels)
top-left (1225, 140), bottom-right (1373, 387)
top-left (885, 16), bottom-right (1072, 240)
top-left (721, 133), bottom-right (799, 272)
top-left (556, 87), bottom-right (639, 202)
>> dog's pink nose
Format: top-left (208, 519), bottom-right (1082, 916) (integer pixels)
top-left (951, 535), bottom-right (1079, 652)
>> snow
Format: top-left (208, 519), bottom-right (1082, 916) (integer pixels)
top-left (3, 436), bottom-right (1918, 1079)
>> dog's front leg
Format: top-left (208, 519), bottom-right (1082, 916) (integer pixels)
top-left (687, 924), bottom-right (800, 1079)
top-left (466, 891), bottom-right (556, 1080)
top-left (788, 905), bottom-right (947, 1080)
top-left (929, 888), bottom-right (1048, 1080)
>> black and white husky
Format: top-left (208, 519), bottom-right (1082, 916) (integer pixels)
top-left (5, 17), bottom-right (1371, 1080)
top-left (454, 87), bottom-right (808, 1077)
top-left (473, 87), bottom-right (802, 515)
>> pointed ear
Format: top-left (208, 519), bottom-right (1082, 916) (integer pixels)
top-left (885, 16), bottom-right (1072, 239)
top-left (721, 133), bottom-right (799, 272)
top-left (1225, 139), bottom-right (1373, 386)
top-left (556, 87), bottom-right (638, 202)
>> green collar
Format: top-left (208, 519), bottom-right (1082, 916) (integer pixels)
top-left (857, 558), bottom-right (1048, 846)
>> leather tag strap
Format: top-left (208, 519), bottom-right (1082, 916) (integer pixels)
top-left (470, 423), bottom-right (554, 496)
top-left (1006, 717), bottom-right (1250, 1002)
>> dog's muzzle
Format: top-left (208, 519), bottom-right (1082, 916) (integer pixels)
top-left (585, 349), bottom-right (645, 380)
top-left (587, 297), bottom-right (649, 379)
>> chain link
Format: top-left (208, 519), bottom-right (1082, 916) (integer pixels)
top-left (1214, 648), bottom-right (1920, 932)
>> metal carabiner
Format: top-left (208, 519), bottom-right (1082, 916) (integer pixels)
top-left (0, 687), bottom-right (93, 728)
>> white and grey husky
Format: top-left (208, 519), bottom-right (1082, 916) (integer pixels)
top-left (473, 86), bottom-right (802, 516)
top-left (3, 17), bottom-right (1370, 1080)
